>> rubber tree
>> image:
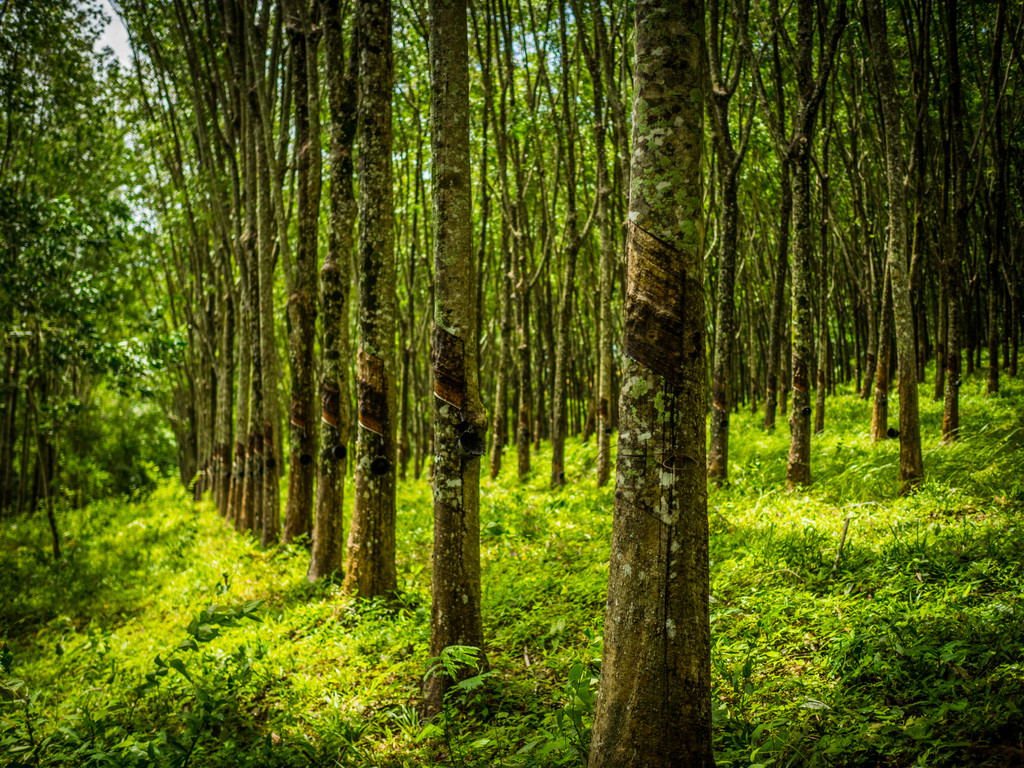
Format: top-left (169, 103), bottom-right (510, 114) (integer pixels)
top-left (308, 0), bottom-right (357, 581)
top-left (424, 0), bottom-right (488, 712)
top-left (705, 0), bottom-right (753, 482)
top-left (344, 0), bottom-right (398, 597)
top-left (588, 0), bottom-right (713, 765)
top-left (785, 0), bottom-right (846, 486)
top-left (865, 0), bottom-right (924, 488)
top-left (283, 0), bottom-right (322, 543)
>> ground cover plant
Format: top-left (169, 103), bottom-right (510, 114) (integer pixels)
top-left (2, 375), bottom-right (1024, 768)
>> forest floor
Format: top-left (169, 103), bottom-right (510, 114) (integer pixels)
top-left (2, 374), bottom-right (1024, 768)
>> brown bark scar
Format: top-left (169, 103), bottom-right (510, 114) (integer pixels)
top-left (432, 325), bottom-right (466, 410)
top-left (321, 381), bottom-right (340, 427)
top-left (623, 222), bottom-right (689, 386)
top-left (357, 349), bottom-right (386, 435)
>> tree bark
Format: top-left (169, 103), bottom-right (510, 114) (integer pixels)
top-left (283, 0), bottom-right (322, 544)
top-left (425, 0), bottom-right (487, 711)
top-left (345, 0), bottom-right (398, 598)
top-left (942, 0), bottom-right (966, 442)
top-left (588, 1), bottom-right (712, 765)
top-left (309, 0), bottom-right (357, 582)
top-left (870, 267), bottom-right (893, 441)
top-left (866, 0), bottom-right (923, 486)
top-left (763, 162), bottom-right (791, 431)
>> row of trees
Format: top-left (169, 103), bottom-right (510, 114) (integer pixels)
top-left (0, 1), bottom-right (179, 559)
top-left (116, 0), bottom-right (1019, 760)
top-left (124, 0), bottom-right (1022, 535)
top-left (2, 0), bottom-right (1020, 760)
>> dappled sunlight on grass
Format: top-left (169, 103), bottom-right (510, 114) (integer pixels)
top-left (2, 374), bottom-right (1023, 766)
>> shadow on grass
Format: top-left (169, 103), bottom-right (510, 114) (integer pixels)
top-left (0, 490), bottom-right (202, 641)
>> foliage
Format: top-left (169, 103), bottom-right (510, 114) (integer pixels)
top-left (0, 0), bottom-right (176, 511)
top-left (2, 377), bottom-right (1024, 766)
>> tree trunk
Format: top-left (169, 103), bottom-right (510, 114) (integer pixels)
top-left (549, 0), bottom-right (581, 489)
top-left (986, 0), bottom-right (1007, 397)
top-left (588, 1), bottom-right (712, 764)
top-left (942, 0), bottom-right (967, 442)
top-left (425, 0), bottom-right (487, 711)
top-left (573, 0), bottom-right (614, 488)
top-left (788, 142), bottom-right (814, 486)
top-left (255, 91), bottom-right (281, 547)
top-left (0, 342), bottom-right (20, 514)
top-left (214, 288), bottom-right (234, 516)
top-left (490, 237), bottom-right (512, 480)
top-left (284, 0), bottom-right (321, 544)
top-left (229, 314), bottom-right (249, 529)
top-left (240, 114), bottom-right (263, 535)
top-left (763, 162), bottom-right (791, 431)
top-left (866, 0), bottom-right (923, 486)
top-left (345, 0), bottom-right (398, 598)
top-left (309, 0), bottom-right (357, 582)
top-left (871, 268), bottom-right (893, 441)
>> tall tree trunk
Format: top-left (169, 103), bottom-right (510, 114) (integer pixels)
top-left (240, 112), bottom-right (263, 535)
top-left (934, 275), bottom-right (947, 400)
top-left (705, 0), bottom-right (750, 482)
top-left (814, 132), bottom-right (832, 435)
top-left (549, 0), bottom-right (581, 489)
top-left (986, 0), bottom-right (1007, 397)
top-left (255, 92), bottom-right (281, 547)
top-left (490, 238), bottom-right (512, 480)
top-left (425, 0), bottom-right (487, 711)
top-left (870, 267), bottom-right (893, 440)
top-left (708, 162), bottom-right (739, 480)
top-left (942, 0), bottom-right (966, 442)
top-left (345, 0), bottom-right (398, 597)
top-left (867, 0), bottom-right (923, 486)
top-left (763, 162), bottom-right (791, 431)
top-left (588, 1), bottom-right (712, 764)
top-left (0, 342), bottom-right (20, 514)
top-left (229, 300), bottom-right (249, 528)
top-left (785, 0), bottom-right (846, 486)
top-left (788, 140), bottom-right (815, 485)
top-left (309, 0), bottom-right (357, 581)
top-left (573, 0), bottom-right (614, 488)
top-left (214, 288), bottom-right (234, 516)
top-left (284, 0), bottom-right (322, 543)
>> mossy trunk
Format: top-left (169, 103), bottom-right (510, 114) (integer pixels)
top-left (424, 0), bottom-right (487, 711)
top-left (284, 1), bottom-right (321, 544)
top-left (787, 144), bottom-right (814, 486)
top-left (871, 269), bottom-right (893, 441)
top-left (763, 162), bottom-right (791, 431)
top-left (345, 0), bottom-right (398, 598)
top-left (309, 0), bottom-right (356, 582)
top-left (588, 1), bottom-right (713, 765)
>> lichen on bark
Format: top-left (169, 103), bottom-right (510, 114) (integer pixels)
top-left (588, 1), bottom-right (713, 766)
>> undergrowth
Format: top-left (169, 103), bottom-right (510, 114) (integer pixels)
top-left (2, 373), bottom-right (1023, 767)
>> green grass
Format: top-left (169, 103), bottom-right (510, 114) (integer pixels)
top-left (2, 372), bottom-right (1023, 767)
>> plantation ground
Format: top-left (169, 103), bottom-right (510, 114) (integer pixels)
top-left (3, 374), bottom-right (1024, 767)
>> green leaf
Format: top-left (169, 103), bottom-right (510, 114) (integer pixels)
top-left (167, 658), bottom-right (192, 683)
